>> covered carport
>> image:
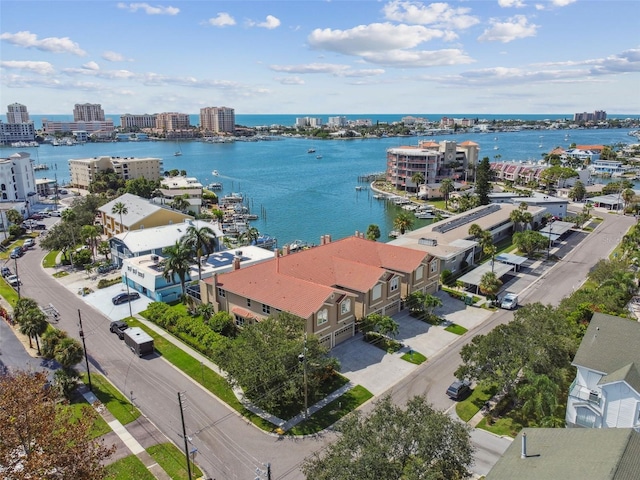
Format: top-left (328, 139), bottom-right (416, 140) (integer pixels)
top-left (457, 262), bottom-right (515, 294)
top-left (495, 253), bottom-right (528, 272)
top-left (539, 220), bottom-right (574, 244)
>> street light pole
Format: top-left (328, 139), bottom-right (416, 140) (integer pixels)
top-left (547, 220), bottom-right (554, 260)
top-left (125, 272), bottom-right (133, 318)
top-left (78, 309), bottom-right (92, 392)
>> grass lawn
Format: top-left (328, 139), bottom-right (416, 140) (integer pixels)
top-left (476, 414), bottom-right (522, 438)
top-left (64, 400), bottom-right (112, 439)
top-left (147, 443), bottom-right (203, 480)
top-left (42, 250), bottom-right (59, 268)
top-left (444, 323), bottom-right (468, 335)
top-left (401, 350), bottom-right (427, 364)
top-left (455, 383), bottom-right (498, 422)
top-left (52, 271), bottom-right (69, 278)
top-left (0, 280), bottom-right (20, 307)
top-left (103, 454), bottom-right (156, 480)
top-left (289, 385), bottom-right (373, 435)
top-left (81, 373), bottom-right (141, 425)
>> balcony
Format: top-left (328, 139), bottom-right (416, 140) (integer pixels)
top-left (568, 378), bottom-right (602, 408)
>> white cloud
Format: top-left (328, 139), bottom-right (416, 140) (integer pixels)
top-left (116, 3), bottom-right (179, 15)
top-left (207, 13), bottom-right (236, 27)
top-left (102, 51), bottom-right (126, 62)
top-left (260, 15), bottom-right (281, 29)
top-left (309, 23), bottom-right (450, 56)
top-left (82, 61), bottom-right (100, 71)
top-left (0, 31), bottom-right (86, 56)
top-left (478, 15), bottom-right (538, 43)
top-left (498, 0), bottom-right (526, 7)
top-left (382, 1), bottom-right (479, 29)
top-left (550, 0), bottom-right (577, 6)
top-left (276, 76), bottom-right (305, 85)
top-left (270, 63), bottom-right (386, 77)
top-left (0, 60), bottom-right (55, 75)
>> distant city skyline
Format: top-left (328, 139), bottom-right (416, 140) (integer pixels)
top-left (1, 1), bottom-right (639, 115)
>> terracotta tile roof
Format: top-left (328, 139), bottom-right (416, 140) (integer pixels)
top-left (420, 141), bottom-right (440, 148)
top-left (576, 144), bottom-right (604, 151)
top-left (550, 147), bottom-right (565, 155)
top-left (211, 236), bottom-right (428, 317)
top-left (459, 140), bottom-right (479, 146)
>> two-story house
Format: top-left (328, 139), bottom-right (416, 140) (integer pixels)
top-left (566, 312), bottom-right (640, 429)
top-left (200, 234), bottom-right (438, 350)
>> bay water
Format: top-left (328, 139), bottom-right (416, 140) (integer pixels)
top-left (4, 126), bottom-right (638, 246)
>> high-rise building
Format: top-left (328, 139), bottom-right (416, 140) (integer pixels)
top-left (155, 112), bottom-right (190, 131)
top-left (74, 103), bottom-right (105, 122)
top-left (0, 151), bottom-right (37, 200)
top-left (120, 114), bottom-right (157, 129)
top-left (7, 103), bottom-right (30, 123)
top-left (200, 107), bottom-right (235, 133)
top-left (573, 110), bottom-right (607, 123)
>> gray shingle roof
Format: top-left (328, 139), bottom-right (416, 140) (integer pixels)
top-left (487, 428), bottom-right (640, 480)
top-left (572, 313), bottom-right (640, 392)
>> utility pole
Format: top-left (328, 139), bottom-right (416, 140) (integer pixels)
top-left (298, 332), bottom-right (308, 419)
top-left (13, 256), bottom-right (20, 299)
top-left (178, 392), bottom-right (193, 480)
top-left (124, 272), bottom-right (133, 318)
top-left (78, 309), bottom-right (92, 391)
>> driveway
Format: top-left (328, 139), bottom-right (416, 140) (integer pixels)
top-left (332, 291), bottom-right (493, 396)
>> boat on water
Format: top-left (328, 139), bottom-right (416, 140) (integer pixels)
top-left (286, 239), bottom-right (308, 252)
top-left (212, 170), bottom-right (219, 176)
top-left (388, 230), bottom-right (400, 238)
top-left (207, 182), bottom-right (223, 190)
top-left (316, 155), bottom-right (323, 159)
top-left (221, 192), bottom-right (243, 203)
top-left (355, 186), bottom-right (365, 191)
top-left (415, 212), bottom-right (436, 219)
top-left (494, 146), bottom-right (499, 150)
top-left (373, 194), bottom-right (386, 199)
top-left (307, 148), bottom-right (316, 153)
top-left (34, 164), bottom-right (49, 171)
top-left (174, 151), bottom-right (182, 156)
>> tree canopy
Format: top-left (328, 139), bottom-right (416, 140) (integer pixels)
top-left (474, 157), bottom-right (491, 205)
top-left (302, 395), bottom-right (474, 480)
top-left (0, 370), bottom-right (114, 479)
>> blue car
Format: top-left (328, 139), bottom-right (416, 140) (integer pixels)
top-left (112, 292), bottom-right (140, 305)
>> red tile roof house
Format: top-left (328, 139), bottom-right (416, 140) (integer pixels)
top-left (200, 235), bottom-right (438, 350)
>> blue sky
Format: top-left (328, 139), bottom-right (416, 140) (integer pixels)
top-left (1, 0), bottom-right (639, 115)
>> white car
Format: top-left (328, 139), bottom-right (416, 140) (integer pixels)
top-left (6, 274), bottom-right (20, 287)
top-left (500, 293), bottom-right (518, 310)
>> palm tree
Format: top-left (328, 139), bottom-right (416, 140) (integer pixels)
top-left (19, 309), bottom-right (48, 354)
top-left (478, 271), bottom-right (502, 299)
top-left (80, 224), bottom-right (100, 262)
top-left (509, 209), bottom-right (525, 233)
top-left (393, 212), bottom-right (414, 235)
top-left (238, 227), bottom-right (259, 247)
top-left (439, 178), bottom-right (454, 209)
top-left (518, 373), bottom-right (561, 426)
top-left (479, 231), bottom-right (497, 273)
top-left (97, 240), bottom-right (111, 262)
top-left (54, 337), bottom-right (84, 370)
top-left (366, 224), bottom-right (381, 241)
top-left (183, 224), bottom-right (218, 280)
top-left (111, 201), bottom-right (128, 234)
top-left (61, 208), bottom-right (78, 265)
top-left (170, 195), bottom-right (191, 213)
top-left (411, 172), bottom-right (424, 198)
top-left (197, 302), bottom-right (215, 323)
top-left (162, 240), bottom-right (193, 300)
top-left (13, 297), bottom-right (39, 324)
top-left (621, 188), bottom-right (635, 212)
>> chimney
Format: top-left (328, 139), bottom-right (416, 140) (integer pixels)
top-left (355, 230), bottom-right (359, 238)
top-left (233, 257), bottom-right (241, 270)
top-left (325, 234), bottom-right (331, 243)
top-left (320, 235), bottom-right (326, 245)
top-left (521, 432), bottom-right (527, 459)
top-left (274, 249), bottom-right (279, 273)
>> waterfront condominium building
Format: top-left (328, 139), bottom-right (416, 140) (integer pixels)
top-left (155, 112), bottom-right (190, 131)
top-left (386, 139), bottom-right (479, 193)
top-left (42, 119), bottom-right (114, 136)
top-left (0, 103), bottom-right (36, 144)
top-left (74, 103), bottom-right (105, 122)
top-left (7, 103), bottom-right (30, 123)
top-left (120, 114), bottom-right (157, 130)
top-left (69, 155), bottom-right (163, 189)
top-left (0, 151), bottom-right (37, 200)
top-left (200, 107), bottom-right (235, 134)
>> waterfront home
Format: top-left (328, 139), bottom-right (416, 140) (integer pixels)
top-left (153, 175), bottom-right (204, 215)
top-left (99, 193), bottom-right (193, 237)
top-left (565, 313), bottom-right (640, 429)
top-left (200, 234), bottom-right (438, 350)
top-left (109, 218), bottom-right (223, 267)
top-left (69, 155), bottom-right (162, 189)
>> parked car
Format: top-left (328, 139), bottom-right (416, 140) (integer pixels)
top-left (109, 320), bottom-right (129, 340)
top-left (10, 247), bottom-right (23, 259)
top-left (49, 210), bottom-right (62, 217)
top-left (29, 213), bottom-right (45, 220)
top-left (23, 238), bottom-right (35, 249)
top-left (1, 267), bottom-right (12, 277)
top-left (33, 223), bottom-right (46, 230)
top-left (59, 189), bottom-right (68, 195)
top-left (112, 292), bottom-right (140, 305)
top-left (500, 292), bottom-right (519, 310)
top-left (5, 274), bottom-right (20, 287)
top-left (446, 379), bottom-right (471, 400)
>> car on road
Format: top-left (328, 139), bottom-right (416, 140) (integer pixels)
top-left (112, 291), bottom-right (140, 305)
top-left (5, 274), bottom-right (21, 287)
top-left (29, 213), bottom-right (45, 220)
top-left (446, 379), bottom-right (471, 400)
top-left (10, 247), bottom-right (23, 259)
top-left (1, 267), bottom-right (12, 277)
top-left (23, 238), bottom-right (35, 249)
top-left (33, 223), bottom-right (46, 230)
top-left (500, 292), bottom-right (518, 310)
top-left (109, 320), bottom-right (129, 340)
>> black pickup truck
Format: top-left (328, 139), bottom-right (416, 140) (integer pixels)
top-left (109, 320), bottom-right (129, 340)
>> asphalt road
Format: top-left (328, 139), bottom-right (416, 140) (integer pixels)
top-left (8, 211), bottom-right (637, 479)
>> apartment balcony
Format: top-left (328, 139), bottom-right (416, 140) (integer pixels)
top-left (568, 378), bottom-right (602, 409)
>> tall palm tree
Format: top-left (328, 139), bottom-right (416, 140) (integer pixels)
top-left (80, 224), bottom-right (100, 262)
top-left (19, 309), bottom-right (48, 354)
top-left (61, 208), bottom-right (78, 265)
top-left (54, 337), bottom-right (84, 370)
top-left (411, 172), bottom-right (425, 198)
top-left (478, 271), bottom-right (502, 299)
top-left (170, 195), bottom-right (191, 213)
top-left (238, 227), bottom-right (259, 247)
top-left (111, 201), bottom-right (128, 234)
top-left (162, 240), bottom-right (193, 300)
top-left (183, 224), bottom-right (217, 280)
top-left (393, 212), bottom-right (414, 235)
top-left (439, 178), bottom-right (454, 209)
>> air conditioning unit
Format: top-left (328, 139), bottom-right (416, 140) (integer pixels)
top-left (151, 255), bottom-right (159, 262)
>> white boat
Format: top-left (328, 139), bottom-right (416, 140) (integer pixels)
top-left (212, 170), bottom-right (219, 176)
top-left (174, 151), bottom-right (182, 156)
top-left (415, 212), bottom-right (436, 219)
top-left (355, 186), bottom-right (365, 191)
top-left (373, 194), bottom-right (386, 199)
top-left (494, 146), bottom-right (499, 150)
top-left (207, 182), bottom-right (223, 190)
top-left (316, 155), bottom-right (323, 159)
top-left (307, 148), bottom-right (316, 153)
top-left (388, 230), bottom-right (400, 238)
